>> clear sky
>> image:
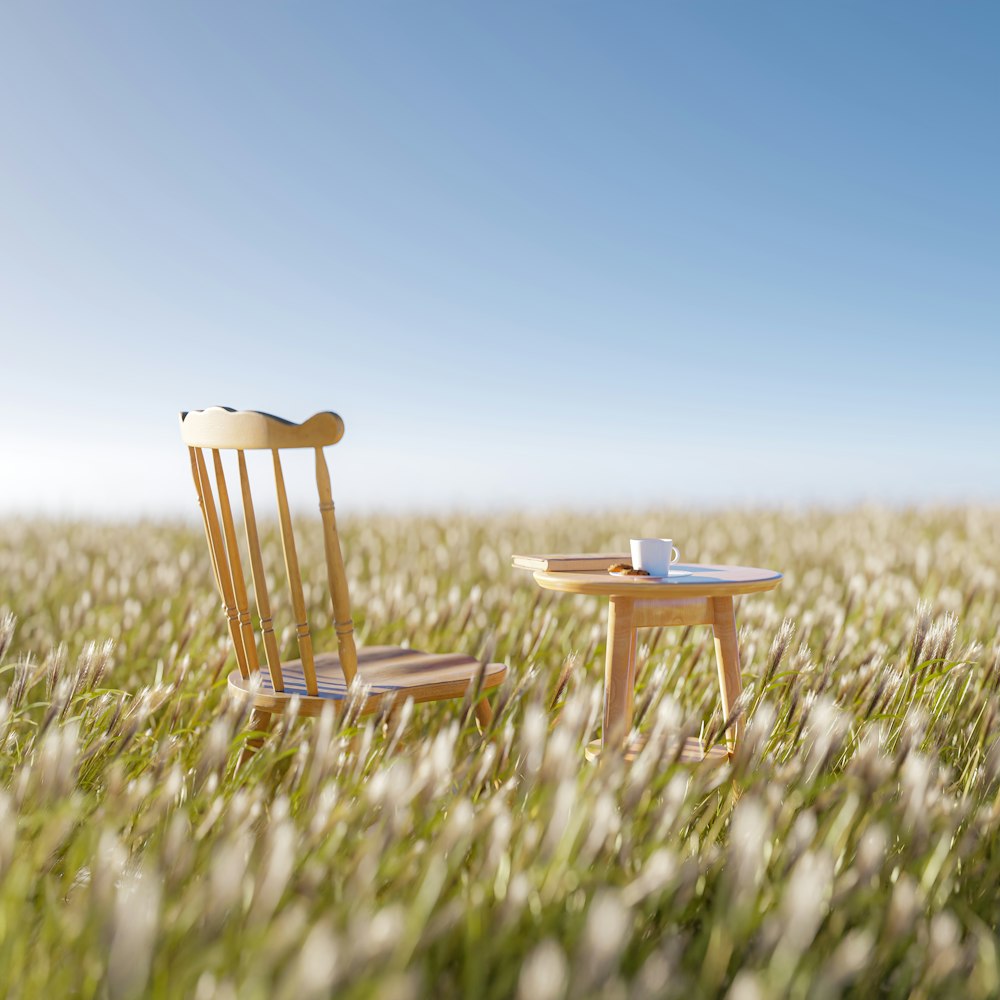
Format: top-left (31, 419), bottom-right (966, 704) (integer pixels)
top-left (2, 2), bottom-right (998, 515)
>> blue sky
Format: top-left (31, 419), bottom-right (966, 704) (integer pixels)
top-left (2, 2), bottom-right (997, 514)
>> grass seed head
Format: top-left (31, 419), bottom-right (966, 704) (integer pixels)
top-left (518, 939), bottom-right (569, 1000)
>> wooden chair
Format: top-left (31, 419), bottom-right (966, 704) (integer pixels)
top-left (179, 406), bottom-right (506, 762)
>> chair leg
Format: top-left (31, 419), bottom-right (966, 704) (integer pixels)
top-left (474, 695), bottom-right (494, 730)
top-left (237, 707), bottom-right (273, 771)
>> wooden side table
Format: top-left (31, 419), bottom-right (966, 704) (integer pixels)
top-left (523, 561), bottom-right (782, 762)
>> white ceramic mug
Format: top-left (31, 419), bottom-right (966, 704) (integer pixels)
top-left (630, 538), bottom-right (681, 577)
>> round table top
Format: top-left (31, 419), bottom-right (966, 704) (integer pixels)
top-left (532, 563), bottom-right (782, 599)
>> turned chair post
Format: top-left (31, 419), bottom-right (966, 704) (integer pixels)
top-left (314, 447), bottom-right (358, 684)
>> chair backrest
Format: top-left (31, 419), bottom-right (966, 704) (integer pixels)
top-left (179, 407), bottom-right (358, 696)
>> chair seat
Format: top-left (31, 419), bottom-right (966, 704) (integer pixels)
top-left (228, 644), bottom-right (507, 715)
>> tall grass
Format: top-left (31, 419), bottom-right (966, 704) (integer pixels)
top-left (0, 507), bottom-right (998, 998)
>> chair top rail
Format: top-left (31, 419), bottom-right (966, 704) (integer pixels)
top-left (180, 407), bottom-right (345, 450)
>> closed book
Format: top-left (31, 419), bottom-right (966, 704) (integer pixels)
top-left (511, 553), bottom-right (629, 572)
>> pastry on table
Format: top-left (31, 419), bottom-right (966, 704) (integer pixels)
top-left (608, 563), bottom-right (650, 576)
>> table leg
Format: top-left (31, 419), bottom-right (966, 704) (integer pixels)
top-left (712, 595), bottom-right (743, 753)
top-left (604, 597), bottom-right (637, 749)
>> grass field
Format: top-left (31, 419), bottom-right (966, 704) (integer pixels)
top-left (1, 507), bottom-right (998, 999)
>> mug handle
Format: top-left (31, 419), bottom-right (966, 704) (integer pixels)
top-left (670, 546), bottom-right (680, 564)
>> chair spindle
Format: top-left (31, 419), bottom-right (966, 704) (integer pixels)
top-left (212, 450), bottom-right (260, 676)
top-left (272, 449), bottom-right (319, 696)
top-left (192, 448), bottom-right (251, 678)
top-left (189, 448), bottom-right (225, 599)
top-left (238, 451), bottom-right (284, 692)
